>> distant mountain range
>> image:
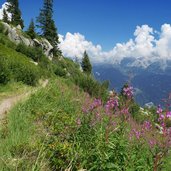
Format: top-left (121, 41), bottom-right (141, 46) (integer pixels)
top-left (93, 57), bottom-right (171, 106)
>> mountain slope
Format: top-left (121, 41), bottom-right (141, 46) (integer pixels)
top-left (93, 58), bottom-right (171, 106)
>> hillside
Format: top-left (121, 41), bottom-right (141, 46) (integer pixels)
top-left (0, 19), bottom-right (171, 171)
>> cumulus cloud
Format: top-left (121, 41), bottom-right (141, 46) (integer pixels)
top-left (0, 2), bottom-right (11, 21)
top-left (59, 24), bottom-right (171, 65)
top-left (59, 32), bottom-right (107, 63)
top-left (155, 24), bottom-right (171, 58)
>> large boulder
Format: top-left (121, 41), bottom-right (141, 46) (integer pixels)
top-left (33, 38), bottom-right (53, 60)
top-left (1, 22), bottom-right (54, 59)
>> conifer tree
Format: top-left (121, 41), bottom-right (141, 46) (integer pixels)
top-left (36, 0), bottom-right (61, 55)
top-left (7, 0), bottom-right (24, 28)
top-left (26, 19), bottom-right (36, 39)
top-left (2, 9), bottom-right (9, 23)
top-left (81, 51), bottom-right (92, 75)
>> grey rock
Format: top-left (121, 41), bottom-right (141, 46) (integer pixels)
top-left (16, 25), bottom-right (22, 30)
top-left (1, 22), bottom-right (54, 59)
top-left (144, 102), bottom-right (154, 108)
top-left (33, 38), bottom-right (53, 60)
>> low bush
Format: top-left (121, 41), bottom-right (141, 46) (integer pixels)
top-left (0, 22), bottom-right (4, 33)
top-left (16, 43), bottom-right (44, 62)
top-left (0, 44), bottom-right (41, 85)
top-left (0, 34), bottom-right (16, 50)
top-left (52, 57), bottom-right (108, 100)
top-left (0, 57), bottom-right (11, 84)
top-left (73, 73), bottom-right (108, 100)
top-left (54, 65), bottom-right (67, 77)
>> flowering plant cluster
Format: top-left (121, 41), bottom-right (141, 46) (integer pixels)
top-left (128, 104), bottom-right (171, 170)
top-left (123, 85), bottom-right (134, 99)
top-left (105, 97), bottom-right (119, 113)
top-left (75, 85), bottom-right (171, 170)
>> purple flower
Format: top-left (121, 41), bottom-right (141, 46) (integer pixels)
top-left (105, 98), bottom-right (119, 112)
top-left (132, 129), bottom-right (141, 139)
top-left (166, 111), bottom-right (171, 118)
top-left (158, 114), bottom-right (165, 122)
top-left (121, 108), bottom-right (129, 115)
top-left (143, 121), bottom-right (152, 130)
top-left (157, 105), bottom-right (163, 114)
top-left (123, 86), bottom-right (133, 99)
top-left (90, 99), bottom-right (102, 110)
top-left (148, 139), bottom-right (156, 149)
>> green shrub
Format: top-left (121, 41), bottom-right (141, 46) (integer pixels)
top-left (16, 43), bottom-right (44, 62)
top-left (0, 57), bottom-right (11, 84)
top-left (73, 73), bottom-right (108, 100)
top-left (0, 22), bottom-right (4, 33)
top-left (0, 33), bottom-right (16, 49)
top-left (52, 57), bottom-right (108, 99)
top-left (0, 44), bottom-right (41, 86)
top-left (53, 57), bottom-right (81, 76)
top-left (54, 66), bottom-right (67, 77)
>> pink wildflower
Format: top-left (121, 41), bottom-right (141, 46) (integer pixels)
top-left (123, 86), bottom-right (133, 99)
top-left (105, 97), bottom-right (119, 112)
top-left (143, 121), bottom-right (152, 130)
top-left (157, 105), bottom-right (163, 114)
top-left (148, 139), bottom-right (156, 149)
top-left (90, 99), bottom-right (102, 110)
top-left (166, 111), bottom-right (171, 118)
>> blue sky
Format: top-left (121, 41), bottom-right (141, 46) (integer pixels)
top-left (1, 0), bottom-right (171, 50)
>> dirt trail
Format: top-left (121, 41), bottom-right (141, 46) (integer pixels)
top-left (0, 93), bottom-right (29, 121)
top-left (0, 79), bottom-right (48, 122)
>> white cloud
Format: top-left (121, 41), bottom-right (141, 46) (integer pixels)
top-left (155, 24), bottom-right (171, 58)
top-left (59, 32), bottom-right (106, 63)
top-left (0, 2), bottom-right (11, 21)
top-left (59, 24), bottom-right (171, 65)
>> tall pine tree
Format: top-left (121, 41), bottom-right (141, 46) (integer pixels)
top-left (7, 0), bottom-right (24, 28)
top-left (36, 0), bottom-right (61, 55)
top-left (26, 19), bottom-right (36, 39)
top-left (81, 51), bottom-right (92, 75)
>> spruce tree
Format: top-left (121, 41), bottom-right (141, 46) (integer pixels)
top-left (7, 0), bottom-right (24, 28)
top-left (2, 9), bottom-right (9, 23)
top-left (81, 51), bottom-right (92, 75)
top-left (36, 0), bottom-right (61, 55)
top-left (26, 19), bottom-right (36, 39)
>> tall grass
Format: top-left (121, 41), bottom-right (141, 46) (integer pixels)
top-left (0, 82), bottom-right (32, 101)
top-left (0, 78), bottom-right (86, 170)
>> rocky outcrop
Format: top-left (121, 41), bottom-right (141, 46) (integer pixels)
top-left (1, 22), bottom-right (54, 59)
top-left (33, 38), bottom-right (53, 60)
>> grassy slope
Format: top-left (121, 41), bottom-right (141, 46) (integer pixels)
top-left (0, 78), bottom-right (87, 170)
top-left (0, 43), bottom-right (42, 86)
top-left (0, 43), bottom-right (29, 61)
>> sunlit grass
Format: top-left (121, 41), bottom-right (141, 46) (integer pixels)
top-left (0, 82), bottom-right (32, 102)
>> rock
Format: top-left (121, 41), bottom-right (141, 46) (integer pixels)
top-left (40, 38), bottom-right (53, 60)
top-left (16, 25), bottom-right (22, 30)
top-left (30, 61), bottom-right (38, 65)
top-left (1, 22), bottom-right (54, 59)
top-left (66, 72), bottom-right (71, 77)
top-left (33, 38), bottom-right (53, 60)
top-left (144, 102), bottom-right (154, 108)
top-left (2, 22), bottom-right (33, 46)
